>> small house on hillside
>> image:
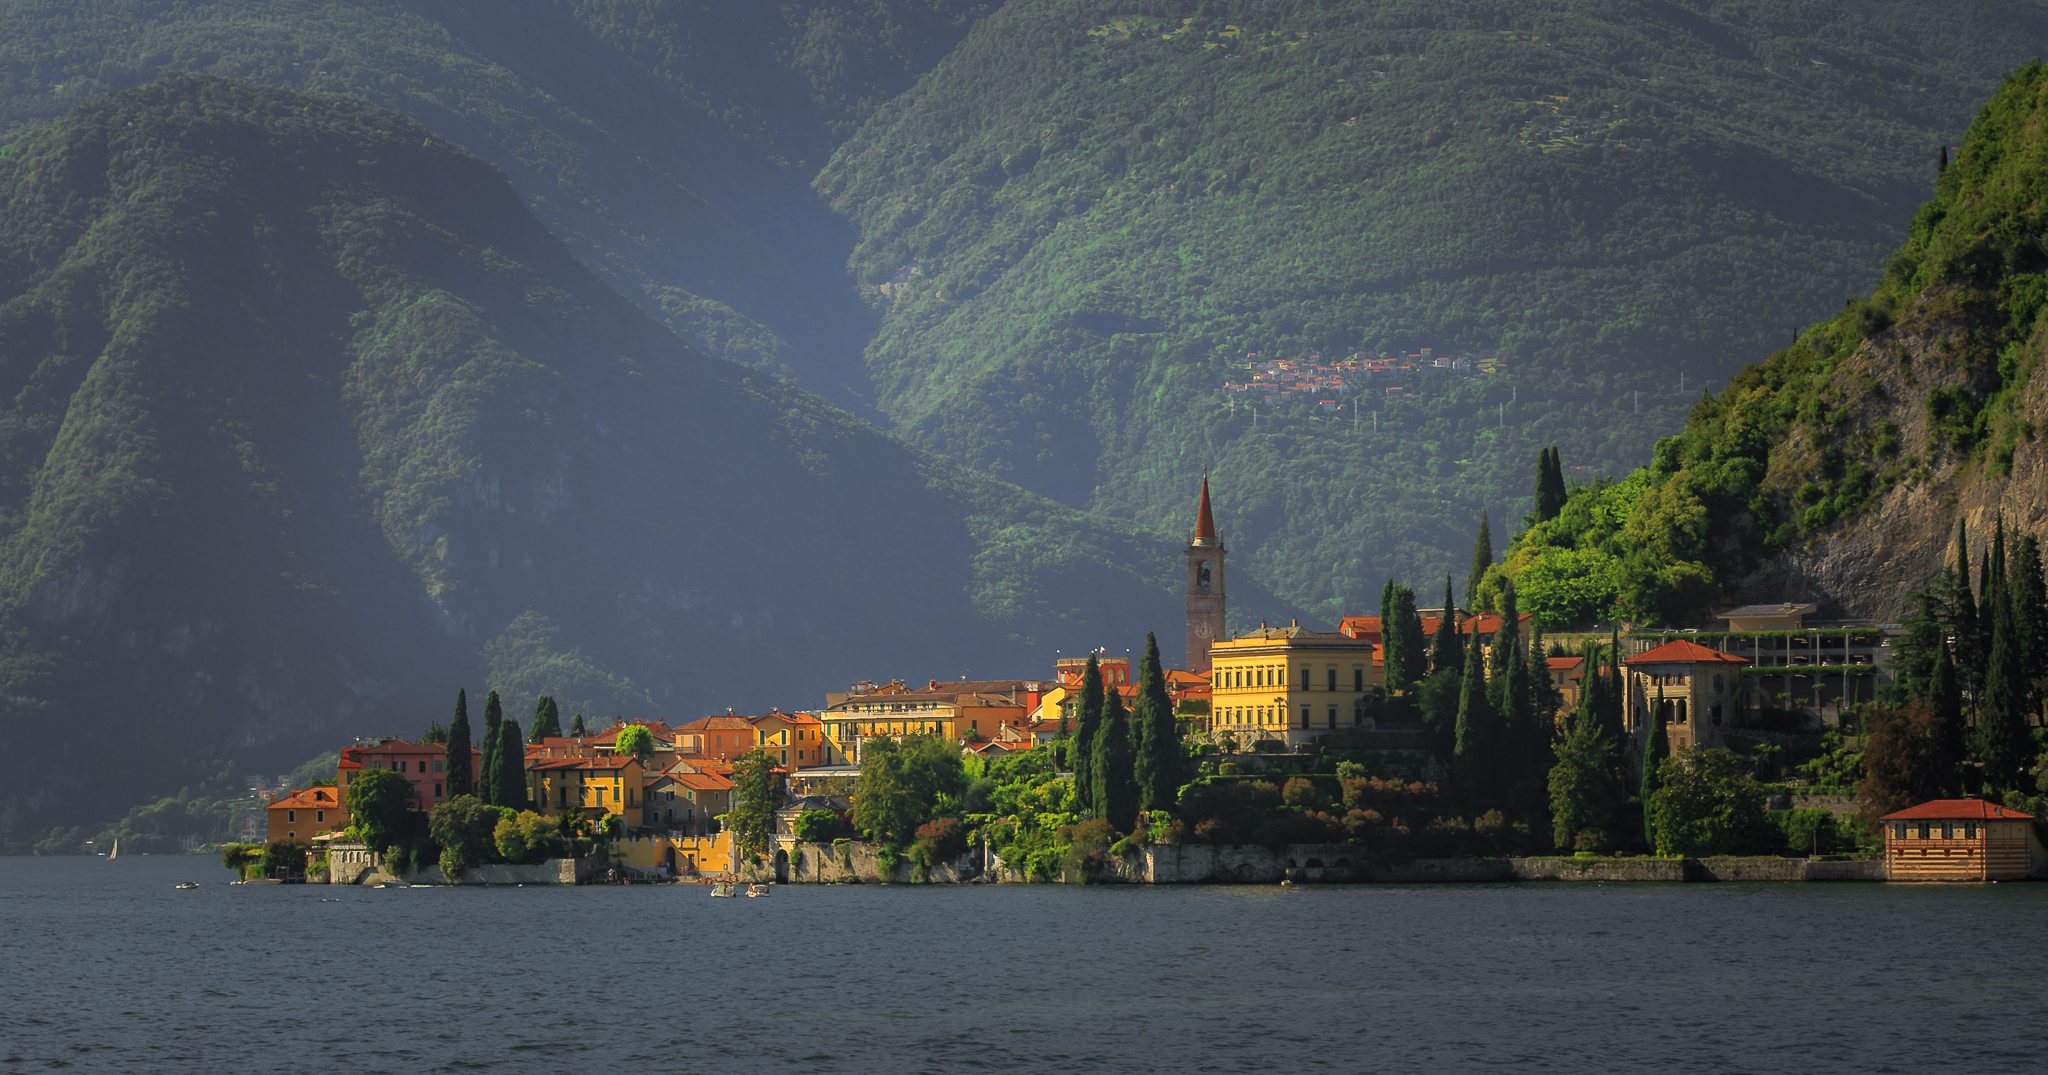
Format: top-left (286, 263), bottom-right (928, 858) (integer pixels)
top-left (1881, 800), bottom-right (2038, 881)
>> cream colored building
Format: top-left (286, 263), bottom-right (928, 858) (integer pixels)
top-left (1207, 622), bottom-right (1374, 749)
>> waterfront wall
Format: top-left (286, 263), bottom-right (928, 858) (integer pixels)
top-left (324, 842), bottom-right (594, 885)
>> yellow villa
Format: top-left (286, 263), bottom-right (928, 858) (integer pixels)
top-left (1207, 621), bottom-right (1374, 749)
top-left (819, 679), bottom-right (1033, 763)
top-left (529, 754), bottom-right (645, 831)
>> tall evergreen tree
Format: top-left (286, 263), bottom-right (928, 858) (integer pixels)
top-left (1467, 513), bottom-right (1494, 608)
top-left (1527, 618), bottom-right (1563, 724)
top-left (530, 696), bottom-right (562, 742)
top-left (1072, 653), bottom-right (1105, 815)
top-left (480, 690), bottom-right (505, 803)
top-left (1604, 631), bottom-right (1625, 744)
top-left (1549, 707), bottom-right (1621, 851)
top-left (445, 688), bottom-right (474, 799)
top-left (1949, 521), bottom-right (1981, 697)
top-left (1093, 688), bottom-right (1138, 832)
top-left (2009, 532), bottom-right (2047, 711)
top-left (1430, 576), bottom-right (1462, 675)
top-left (1133, 633), bottom-right (1181, 816)
top-left (1378, 580), bottom-right (1398, 689)
top-left (1533, 446), bottom-right (1566, 523)
top-left (1639, 700), bottom-right (1668, 850)
top-left (491, 717), bottom-right (528, 809)
top-left (1453, 631), bottom-right (1498, 795)
top-left (1976, 586), bottom-right (2033, 794)
top-left (570, 713), bottom-right (589, 737)
top-left (1929, 637), bottom-right (1967, 780)
top-left (1487, 579), bottom-right (1524, 692)
top-left (1889, 591), bottom-right (1948, 702)
top-left (1383, 583), bottom-right (1427, 694)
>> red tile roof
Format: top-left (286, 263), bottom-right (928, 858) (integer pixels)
top-left (1193, 472), bottom-right (1218, 543)
top-left (532, 754), bottom-right (638, 772)
top-left (1623, 639), bottom-right (1748, 666)
top-left (676, 715), bottom-right (757, 732)
top-left (1881, 799), bottom-right (2034, 822)
top-left (1546, 656), bottom-right (1586, 671)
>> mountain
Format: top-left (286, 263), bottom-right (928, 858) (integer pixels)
top-left (0, 75), bottom-right (1177, 843)
top-left (0, 0), bottom-right (993, 407)
top-left (1489, 62), bottom-right (2048, 626)
top-left (817, 0), bottom-right (2048, 617)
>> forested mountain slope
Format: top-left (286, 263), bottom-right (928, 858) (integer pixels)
top-left (1489, 62), bottom-right (2048, 626)
top-left (0, 0), bottom-right (992, 406)
top-left (820, 0), bottom-right (2048, 616)
top-left (0, 76), bottom-right (1174, 842)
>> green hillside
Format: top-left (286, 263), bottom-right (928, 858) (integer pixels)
top-left (0, 75), bottom-right (1176, 844)
top-left (819, 0), bottom-right (2048, 617)
top-left (0, 0), bottom-right (991, 405)
top-left (1488, 61), bottom-right (2048, 626)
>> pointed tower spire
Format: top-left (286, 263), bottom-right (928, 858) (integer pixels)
top-left (1193, 470), bottom-right (1219, 546)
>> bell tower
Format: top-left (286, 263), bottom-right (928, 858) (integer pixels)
top-left (1185, 472), bottom-right (1226, 674)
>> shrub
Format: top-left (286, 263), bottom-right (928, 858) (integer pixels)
top-left (1282, 776), bottom-right (1324, 810)
top-left (912, 817), bottom-right (968, 863)
top-left (793, 808), bottom-right (848, 842)
top-left (493, 811), bottom-right (563, 864)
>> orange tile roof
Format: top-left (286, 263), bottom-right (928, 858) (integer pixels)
top-left (532, 753), bottom-right (638, 772)
top-left (1624, 640), bottom-right (1747, 666)
top-left (668, 771), bottom-right (733, 791)
top-left (1546, 656), bottom-right (1586, 671)
top-left (677, 715), bottom-right (760, 732)
top-left (1881, 799), bottom-right (2034, 821)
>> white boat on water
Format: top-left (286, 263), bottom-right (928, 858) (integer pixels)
top-left (105, 838), bottom-right (119, 862)
top-left (746, 884), bottom-right (770, 898)
top-left (710, 881), bottom-right (737, 898)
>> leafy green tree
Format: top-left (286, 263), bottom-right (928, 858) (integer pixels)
top-left (345, 767), bottom-right (415, 856)
top-left (1453, 631), bottom-right (1498, 795)
top-left (724, 749), bottom-right (781, 861)
top-left (1548, 708), bottom-right (1621, 850)
top-left (1640, 701), bottom-right (1667, 849)
top-left (1093, 688), bottom-right (1138, 833)
top-left (1858, 700), bottom-right (1960, 822)
top-left (493, 811), bottom-right (562, 864)
top-left (792, 808), bottom-right (847, 842)
top-left (429, 794), bottom-right (506, 875)
top-left (446, 689), bottom-right (474, 799)
top-left (1467, 513), bottom-right (1493, 608)
top-left (531, 695), bottom-right (562, 742)
top-left (1132, 633), bottom-right (1181, 816)
top-left (1975, 586), bottom-right (2033, 794)
top-left (614, 724), bottom-right (655, 761)
top-left (1072, 653), bottom-right (1104, 816)
top-left (1647, 748), bottom-right (1774, 856)
top-left (852, 734), bottom-right (964, 846)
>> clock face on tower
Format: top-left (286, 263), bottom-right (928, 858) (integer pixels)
top-left (1192, 619), bottom-right (1213, 640)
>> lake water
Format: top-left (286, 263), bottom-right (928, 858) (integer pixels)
top-left (3, 855), bottom-right (2046, 1073)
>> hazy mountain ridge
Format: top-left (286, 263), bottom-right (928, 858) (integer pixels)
top-left (0, 75), bottom-right (1175, 842)
top-left (819, 0), bottom-right (2048, 617)
top-left (0, 0), bottom-right (991, 406)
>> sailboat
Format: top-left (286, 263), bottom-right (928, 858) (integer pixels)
top-left (106, 838), bottom-right (119, 862)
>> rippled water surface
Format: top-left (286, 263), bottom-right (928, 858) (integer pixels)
top-left (5, 855), bottom-right (2048, 1073)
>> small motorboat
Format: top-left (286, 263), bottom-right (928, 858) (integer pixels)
top-left (710, 881), bottom-right (737, 898)
top-left (745, 883), bottom-right (771, 898)
top-left (174, 881), bottom-right (200, 890)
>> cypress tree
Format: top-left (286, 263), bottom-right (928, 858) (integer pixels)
top-left (2010, 533), bottom-right (2047, 715)
top-left (1604, 630), bottom-right (1625, 744)
top-left (1640, 699), bottom-right (1668, 851)
top-left (492, 717), bottom-right (529, 809)
top-left (1533, 446), bottom-right (1566, 523)
top-left (445, 689), bottom-right (474, 798)
top-left (1073, 653), bottom-right (1105, 815)
top-left (1976, 589), bottom-right (2032, 794)
top-left (1889, 592), bottom-right (1947, 702)
top-left (1929, 638), bottom-right (1967, 786)
top-left (531, 696), bottom-right (562, 742)
top-left (1527, 618), bottom-right (1563, 730)
top-left (1430, 576), bottom-right (1462, 675)
top-left (1950, 522), bottom-right (1981, 695)
top-left (1467, 513), bottom-right (1494, 608)
top-left (1453, 631), bottom-right (1498, 795)
top-left (480, 690), bottom-right (504, 803)
top-left (1393, 586), bottom-right (1428, 692)
top-left (570, 713), bottom-right (589, 738)
top-left (1133, 633), bottom-right (1181, 816)
top-left (1093, 688), bottom-right (1138, 832)
top-left (1487, 579), bottom-right (1524, 693)
top-left (1379, 580), bottom-right (1399, 691)
top-left (1939, 143), bottom-right (1949, 173)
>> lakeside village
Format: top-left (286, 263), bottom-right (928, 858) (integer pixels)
top-left (1218, 347), bottom-right (1503, 419)
top-left (217, 474), bottom-right (2048, 888)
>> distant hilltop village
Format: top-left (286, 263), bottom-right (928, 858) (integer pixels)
top-left (1220, 348), bottom-right (1502, 413)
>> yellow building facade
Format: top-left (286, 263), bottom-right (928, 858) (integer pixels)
top-left (529, 755), bottom-right (644, 831)
top-left (1207, 623), bottom-right (1374, 749)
